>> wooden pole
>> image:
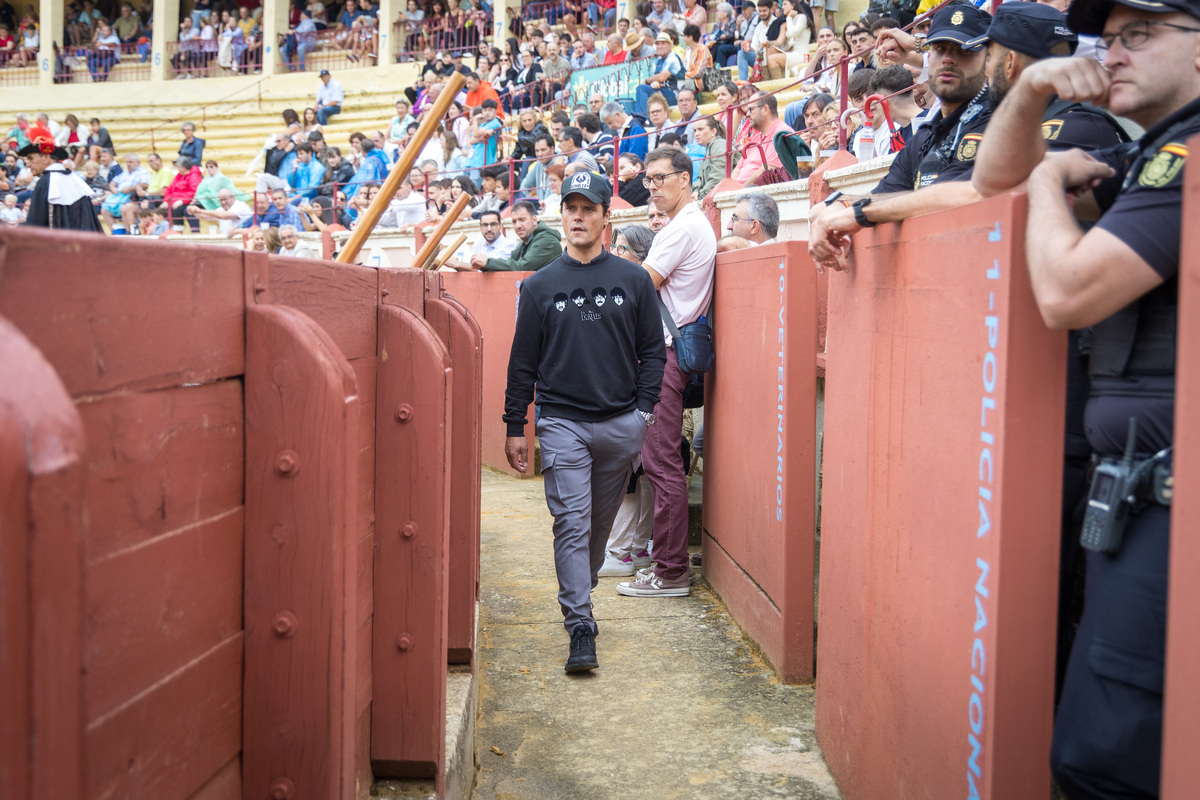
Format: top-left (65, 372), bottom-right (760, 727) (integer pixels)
top-left (337, 72), bottom-right (466, 264)
top-left (429, 234), bottom-right (467, 270)
top-left (410, 192), bottom-right (472, 270)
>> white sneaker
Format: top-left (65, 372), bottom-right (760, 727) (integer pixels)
top-left (598, 554), bottom-right (635, 577)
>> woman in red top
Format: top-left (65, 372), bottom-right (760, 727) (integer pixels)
top-left (0, 24), bottom-right (15, 65)
top-left (162, 155), bottom-right (203, 230)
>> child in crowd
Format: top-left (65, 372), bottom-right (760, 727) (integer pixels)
top-left (0, 193), bottom-right (25, 226)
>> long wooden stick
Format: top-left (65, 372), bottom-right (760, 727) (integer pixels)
top-left (429, 233), bottom-right (467, 270)
top-left (410, 192), bottom-right (472, 270)
top-left (337, 72), bottom-right (466, 264)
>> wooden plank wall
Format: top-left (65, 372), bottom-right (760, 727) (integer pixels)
top-left (0, 228), bottom-right (247, 800)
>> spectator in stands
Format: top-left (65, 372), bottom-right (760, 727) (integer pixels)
top-left (851, 69), bottom-right (905, 161)
top-left (811, 0), bottom-right (836, 30)
top-left (239, 187), bottom-right (307, 231)
top-left (616, 145), bottom-right (715, 600)
top-left (316, 69), bottom-right (345, 125)
top-left (144, 206), bottom-right (170, 236)
top-left (636, 32), bottom-right (685, 112)
top-left (377, 177), bottom-right (425, 229)
top-left (388, 100), bottom-right (415, 145)
top-left (517, 132), bottom-right (558, 201)
top-left (178, 122), bottom-right (206, 163)
top-left (344, 136), bottom-right (387, 197)
top-left (286, 142), bottom-right (326, 203)
top-left (14, 12), bottom-right (37, 68)
top-left (162, 156), bottom-right (203, 229)
top-left (694, 116), bottom-right (727, 198)
top-left (569, 37), bottom-right (597, 70)
top-left (763, 0), bottom-right (812, 78)
top-left (681, 24), bottom-right (713, 90)
top-left (277, 224), bottom-right (314, 257)
top-left (789, 90), bottom-right (834, 141)
top-left (242, 226), bottom-right (267, 252)
top-left (675, 88), bottom-right (703, 144)
top-left (556, 126), bottom-right (600, 171)
top-left (629, 28), bottom-right (653, 59)
top-left (511, 109), bottom-right (550, 171)
top-left (644, 92), bottom-right (672, 150)
top-left (511, 48), bottom-right (543, 110)
top-left (549, 110), bottom-right (571, 143)
top-left (187, 187), bottom-right (254, 235)
top-left (845, 24), bottom-right (877, 71)
top-left (577, 113), bottom-right (614, 169)
top-left (648, 0), bottom-right (675, 33)
top-left (3, 113), bottom-right (31, 152)
top-left (86, 118), bottom-right (115, 162)
top-left (0, 23), bottom-right (14, 61)
top-left (112, 3), bottom-right (140, 43)
top-left (465, 71), bottom-right (504, 116)
top-left (0, 193), bottom-right (24, 226)
top-left (735, 91), bottom-right (792, 184)
top-left (726, 190), bottom-right (779, 244)
top-left (602, 102), bottom-right (650, 161)
top-left (301, 108), bottom-right (323, 139)
top-left (88, 22), bottom-right (121, 82)
top-left (97, 148), bottom-right (122, 184)
top-left (541, 163), bottom-right (564, 215)
top-left (738, 0), bottom-right (775, 80)
top-left (710, 3), bottom-right (738, 67)
top-left (603, 31), bottom-right (626, 64)
top-left (316, 145), bottom-right (354, 205)
top-left (100, 154), bottom-right (150, 230)
top-left (467, 100), bottom-right (503, 180)
top-left (467, 199), bottom-right (561, 271)
top-left (616, 153), bottom-right (650, 206)
top-left (541, 39), bottom-right (573, 101)
top-left (445, 209), bottom-right (516, 269)
top-left (264, 133), bottom-right (296, 177)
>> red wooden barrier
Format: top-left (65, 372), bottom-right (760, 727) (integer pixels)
top-left (243, 304), bottom-right (360, 800)
top-left (425, 272), bottom-right (485, 665)
top-left (817, 194), bottom-right (1065, 800)
top-left (702, 241), bottom-right (818, 683)
top-left (440, 271), bottom-right (533, 475)
top-left (0, 315), bottom-right (87, 800)
top-left (372, 269), bottom-right (453, 790)
top-left (1161, 139), bottom-right (1200, 799)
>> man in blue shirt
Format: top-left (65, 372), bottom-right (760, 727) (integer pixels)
top-left (286, 142), bottom-right (326, 204)
top-left (344, 138), bottom-right (387, 198)
top-left (601, 103), bottom-right (649, 160)
top-left (238, 188), bottom-right (308, 230)
top-left (467, 100), bottom-right (503, 181)
top-left (635, 33), bottom-right (685, 113)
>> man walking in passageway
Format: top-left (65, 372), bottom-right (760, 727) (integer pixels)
top-left (616, 146), bottom-right (716, 599)
top-left (503, 171), bottom-right (666, 673)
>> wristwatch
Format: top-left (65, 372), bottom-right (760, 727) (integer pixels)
top-left (639, 410), bottom-right (656, 426)
top-left (852, 197), bottom-right (876, 228)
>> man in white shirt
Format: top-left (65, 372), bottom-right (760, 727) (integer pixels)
top-left (615, 145), bottom-right (715, 600)
top-left (186, 187), bottom-right (253, 235)
top-left (737, 0), bottom-right (775, 80)
top-left (675, 88), bottom-right (703, 145)
top-left (378, 178), bottom-right (426, 229)
top-left (444, 210), bottom-right (516, 269)
top-left (277, 224), bottom-right (315, 258)
top-left (316, 70), bottom-right (344, 125)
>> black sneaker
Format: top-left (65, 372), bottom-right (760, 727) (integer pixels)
top-left (565, 627), bottom-right (598, 673)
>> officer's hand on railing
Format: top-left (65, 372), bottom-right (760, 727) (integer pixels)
top-left (808, 204), bottom-right (859, 272)
top-left (1020, 57), bottom-right (1112, 107)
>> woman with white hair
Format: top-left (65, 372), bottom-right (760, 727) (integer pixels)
top-left (710, 2), bottom-right (738, 67)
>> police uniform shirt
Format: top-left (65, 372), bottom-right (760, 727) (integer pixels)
top-left (1077, 95), bottom-right (1200, 454)
top-left (1040, 97), bottom-right (1127, 153)
top-left (872, 88), bottom-right (993, 193)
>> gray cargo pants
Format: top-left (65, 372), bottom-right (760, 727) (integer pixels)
top-left (536, 409), bottom-right (649, 636)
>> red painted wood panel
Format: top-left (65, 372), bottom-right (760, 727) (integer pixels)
top-left (817, 195), bottom-right (1064, 800)
top-left (1161, 135), bottom-right (1200, 800)
top-left (244, 304), bottom-right (360, 800)
top-left (0, 229), bottom-right (245, 396)
top-left (701, 242), bottom-right (817, 684)
top-left (188, 757), bottom-right (241, 800)
top-left (78, 381), bottom-right (244, 562)
top-left (372, 304), bottom-right (451, 783)
top-left (0, 315), bottom-right (88, 800)
top-left (85, 508), bottom-right (244, 721)
top-left (424, 272), bottom-right (484, 665)
top-left (86, 635), bottom-right (242, 800)
top-left (268, 256), bottom-right (380, 361)
top-left (440, 271), bottom-right (532, 475)
top-left (350, 356), bottom-right (378, 548)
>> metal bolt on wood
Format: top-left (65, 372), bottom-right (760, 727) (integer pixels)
top-left (272, 612), bottom-right (298, 638)
top-left (402, 521), bottom-right (418, 539)
top-left (394, 404), bottom-right (414, 423)
top-left (274, 450), bottom-right (299, 476)
top-left (396, 633), bottom-right (414, 651)
top-left (269, 777), bottom-right (295, 799)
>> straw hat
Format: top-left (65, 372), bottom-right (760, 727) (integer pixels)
top-left (624, 30), bottom-right (642, 50)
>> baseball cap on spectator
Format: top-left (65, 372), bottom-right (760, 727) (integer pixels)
top-left (970, 1), bottom-right (1076, 57)
top-left (561, 171), bottom-right (613, 205)
top-left (925, 3), bottom-right (992, 52)
top-left (319, 69), bottom-right (330, 76)
top-left (1068, 0), bottom-right (1200, 35)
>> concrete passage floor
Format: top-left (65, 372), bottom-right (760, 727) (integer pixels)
top-left (473, 470), bottom-right (842, 800)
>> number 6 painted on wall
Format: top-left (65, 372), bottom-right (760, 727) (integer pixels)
top-left (41, 57), bottom-right (48, 71)
top-left (154, 51), bottom-right (161, 65)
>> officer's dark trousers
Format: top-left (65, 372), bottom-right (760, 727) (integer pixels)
top-left (1051, 504), bottom-right (1169, 799)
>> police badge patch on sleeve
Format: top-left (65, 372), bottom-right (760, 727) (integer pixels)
top-left (1139, 143), bottom-right (1187, 188)
top-left (956, 133), bottom-right (983, 162)
top-left (1042, 120), bottom-right (1064, 141)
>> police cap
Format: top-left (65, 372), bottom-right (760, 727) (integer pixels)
top-left (925, 2), bottom-right (993, 52)
top-left (974, 1), bottom-right (1078, 58)
top-left (1069, 0), bottom-right (1200, 35)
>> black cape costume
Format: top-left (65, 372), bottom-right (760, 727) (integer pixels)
top-left (25, 164), bottom-right (104, 232)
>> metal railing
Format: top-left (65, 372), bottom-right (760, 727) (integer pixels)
top-left (167, 34), bottom-right (263, 78)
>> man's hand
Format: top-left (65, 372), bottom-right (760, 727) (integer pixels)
top-left (808, 204), bottom-right (860, 271)
top-left (1034, 149), bottom-right (1116, 195)
top-left (505, 435), bottom-right (528, 473)
top-left (186, 203), bottom-right (200, 216)
top-left (875, 28), bottom-right (922, 69)
top-left (1020, 56), bottom-right (1111, 107)
top-left (469, 253), bottom-right (489, 269)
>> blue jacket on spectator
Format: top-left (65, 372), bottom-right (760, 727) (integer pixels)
top-left (287, 157), bottom-right (325, 199)
top-left (345, 153), bottom-right (387, 198)
top-left (179, 137), bottom-right (206, 164)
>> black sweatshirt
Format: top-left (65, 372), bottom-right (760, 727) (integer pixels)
top-left (503, 248), bottom-right (667, 436)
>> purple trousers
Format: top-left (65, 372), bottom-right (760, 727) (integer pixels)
top-left (640, 347), bottom-right (689, 581)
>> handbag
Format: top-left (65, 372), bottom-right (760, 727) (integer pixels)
top-left (658, 295), bottom-right (714, 375)
top-left (699, 67), bottom-right (729, 92)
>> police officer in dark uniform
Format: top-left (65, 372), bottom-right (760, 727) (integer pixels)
top-left (977, 0), bottom-right (1200, 793)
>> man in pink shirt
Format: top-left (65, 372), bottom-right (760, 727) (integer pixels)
top-left (734, 91), bottom-right (793, 185)
top-left (616, 146), bottom-right (716, 598)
